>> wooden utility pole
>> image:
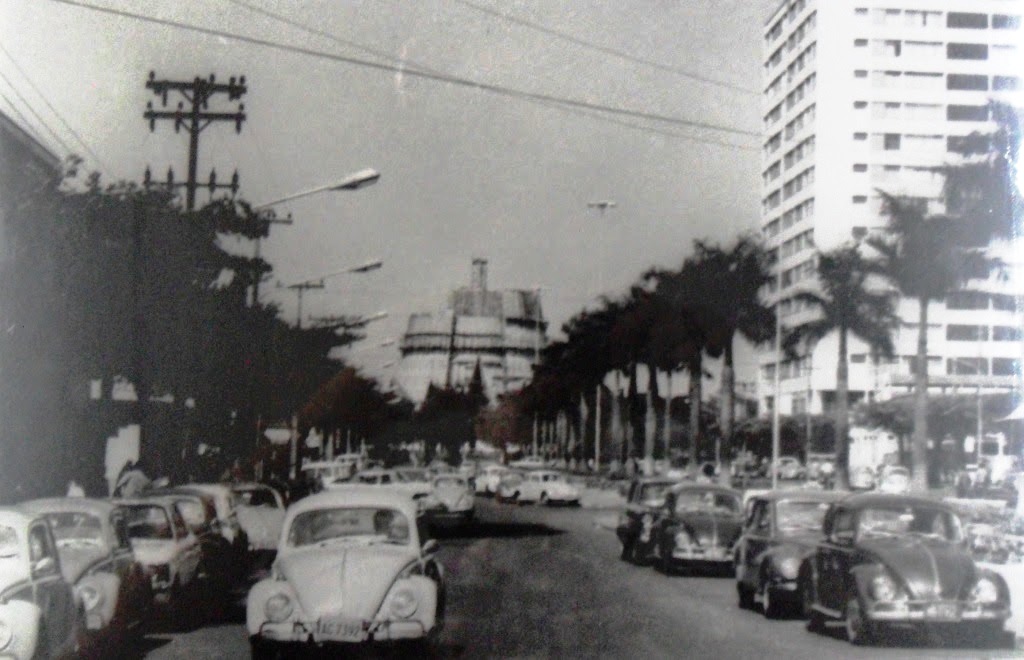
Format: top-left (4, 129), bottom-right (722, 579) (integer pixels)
top-left (143, 72), bottom-right (246, 211)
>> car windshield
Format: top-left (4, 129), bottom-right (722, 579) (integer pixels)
top-left (288, 507), bottom-right (410, 547)
top-left (397, 470), bottom-right (429, 483)
top-left (45, 512), bottom-right (104, 547)
top-left (236, 489), bottom-right (279, 508)
top-left (124, 505), bottom-right (173, 540)
top-left (858, 506), bottom-right (963, 541)
top-left (638, 483), bottom-right (673, 506)
top-left (674, 490), bottom-right (740, 515)
top-left (776, 500), bottom-right (830, 533)
top-left (0, 526), bottom-right (19, 558)
top-left (434, 476), bottom-right (466, 488)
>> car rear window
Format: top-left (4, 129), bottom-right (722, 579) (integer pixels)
top-left (776, 500), bottom-right (830, 533)
top-left (675, 490), bottom-right (740, 515)
top-left (858, 506), bottom-right (963, 541)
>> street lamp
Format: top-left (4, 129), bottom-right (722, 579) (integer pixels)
top-left (282, 261), bottom-right (384, 328)
top-left (253, 168), bottom-right (380, 209)
top-left (587, 200), bottom-right (617, 469)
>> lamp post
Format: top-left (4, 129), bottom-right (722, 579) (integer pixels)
top-left (587, 201), bottom-right (617, 468)
top-left (281, 260), bottom-right (383, 328)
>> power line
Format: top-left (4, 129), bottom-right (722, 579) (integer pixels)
top-left (0, 43), bottom-right (113, 178)
top-left (51, 0), bottom-right (759, 139)
top-left (0, 68), bottom-right (74, 157)
top-left (451, 0), bottom-right (758, 96)
top-left (225, 0), bottom-right (757, 151)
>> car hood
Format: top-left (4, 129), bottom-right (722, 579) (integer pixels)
top-left (676, 512), bottom-right (742, 548)
top-left (57, 544), bottom-right (107, 583)
top-left (277, 544), bottom-right (417, 619)
top-left (237, 506), bottom-right (285, 551)
top-left (859, 536), bottom-right (976, 600)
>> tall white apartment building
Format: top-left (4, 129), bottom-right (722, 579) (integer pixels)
top-left (759, 0), bottom-right (1024, 416)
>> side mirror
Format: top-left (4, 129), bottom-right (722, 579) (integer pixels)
top-left (32, 556), bottom-right (56, 577)
top-left (422, 539), bottom-right (440, 556)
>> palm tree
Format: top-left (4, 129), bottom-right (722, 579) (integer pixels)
top-left (783, 246), bottom-right (897, 490)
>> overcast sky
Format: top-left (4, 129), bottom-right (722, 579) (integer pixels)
top-left (2, 0), bottom-right (777, 383)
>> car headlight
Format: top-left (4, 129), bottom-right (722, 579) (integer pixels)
top-left (389, 587), bottom-right (419, 619)
top-left (265, 593), bottom-right (294, 623)
top-left (79, 585), bottom-right (103, 611)
top-left (0, 620), bottom-right (12, 651)
top-left (674, 531), bottom-right (693, 549)
top-left (970, 577), bottom-right (999, 604)
top-left (869, 574), bottom-right (904, 602)
top-left (776, 556), bottom-right (800, 580)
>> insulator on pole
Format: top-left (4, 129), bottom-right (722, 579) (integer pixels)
top-left (231, 170), bottom-right (240, 194)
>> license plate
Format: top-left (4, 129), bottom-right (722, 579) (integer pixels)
top-left (314, 618), bottom-right (365, 642)
top-left (926, 603), bottom-right (959, 621)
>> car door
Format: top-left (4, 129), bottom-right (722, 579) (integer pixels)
top-left (171, 506), bottom-right (201, 586)
top-left (740, 499), bottom-right (771, 587)
top-left (817, 506), bottom-right (856, 613)
top-left (28, 521), bottom-right (74, 651)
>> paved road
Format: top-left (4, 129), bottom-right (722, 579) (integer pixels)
top-left (135, 498), bottom-right (1020, 659)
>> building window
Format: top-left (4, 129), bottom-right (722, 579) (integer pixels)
top-left (946, 324), bottom-right (988, 341)
top-left (854, 38), bottom-right (868, 48)
top-left (992, 294), bottom-right (1016, 311)
top-left (905, 10), bottom-right (941, 27)
top-left (853, 163), bottom-right (867, 172)
top-left (852, 195), bottom-right (868, 204)
top-left (904, 71), bottom-right (944, 90)
top-left (993, 326), bottom-right (1023, 341)
top-left (947, 74), bottom-right (989, 91)
top-left (948, 105), bottom-right (989, 122)
top-left (854, 70), bottom-right (868, 79)
top-left (993, 14), bottom-right (1021, 30)
top-left (948, 357), bottom-right (988, 376)
top-left (853, 132), bottom-right (867, 141)
top-left (884, 133), bottom-right (901, 150)
top-left (946, 291), bottom-right (989, 310)
top-left (947, 43), bottom-right (989, 60)
top-left (875, 40), bottom-right (902, 57)
top-left (992, 358), bottom-right (1020, 376)
top-left (994, 76), bottom-right (1021, 91)
top-left (947, 13), bottom-right (988, 29)
top-left (850, 354), bottom-right (867, 364)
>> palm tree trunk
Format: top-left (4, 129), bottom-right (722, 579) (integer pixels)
top-left (719, 335), bottom-right (736, 483)
top-left (911, 297), bottom-right (930, 492)
top-left (610, 372), bottom-right (623, 465)
top-left (644, 365), bottom-right (658, 474)
top-left (835, 328), bottom-right (850, 490)
top-left (627, 361), bottom-right (639, 460)
top-left (688, 353), bottom-right (703, 463)
top-left (663, 373), bottom-right (673, 466)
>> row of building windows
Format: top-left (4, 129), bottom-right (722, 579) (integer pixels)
top-left (762, 356), bottom-right (1021, 381)
top-left (763, 190), bottom-right (781, 214)
top-left (947, 291), bottom-right (1018, 311)
top-left (784, 135), bottom-right (815, 170)
top-left (857, 39), bottom-right (1018, 62)
top-left (856, 8), bottom-right (1020, 31)
top-left (779, 295), bottom-right (813, 318)
top-left (784, 104), bottom-right (815, 141)
top-left (851, 101), bottom-right (997, 123)
top-left (763, 161), bottom-right (781, 186)
top-left (779, 229), bottom-right (814, 260)
top-left (787, 42), bottom-right (816, 84)
top-left (763, 198), bottom-right (815, 239)
top-left (852, 131), bottom-right (1001, 157)
top-left (785, 73), bottom-right (815, 110)
top-left (947, 357), bottom-right (1020, 377)
top-left (946, 324), bottom-right (1023, 341)
top-left (783, 166), bottom-right (814, 200)
top-left (765, 103), bottom-right (783, 130)
top-left (781, 258), bottom-right (816, 289)
top-left (858, 70), bottom-right (1021, 92)
top-left (786, 12), bottom-right (817, 54)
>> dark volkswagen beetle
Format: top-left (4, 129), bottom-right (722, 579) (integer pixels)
top-left (799, 493), bottom-right (1011, 645)
top-left (615, 477), bottom-right (680, 564)
top-left (734, 490), bottom-right (846, 618)
top-left (642, 484), bottom-right (743, 574)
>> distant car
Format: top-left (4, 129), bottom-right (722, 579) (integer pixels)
top-left (22, 498), bottom-right (152, 648)
top-left (495, 470), bottom-right (527, 503)
top-left (733, 490), bottom-right (846, 618)
top-left (515, 470), bottom-right (580, 506)
top-left (641, 484), bottom-right (744, 574)
top-left (475, 464), bottom-right (510, 495)
top-left (429, 475), bottom-right (475, 526)
top-left (849, 466), bottom-right (876, 491)
top-left (117, 496), bottom-right (203, 613)
top-left (509, 456), bottom-right (547, 470)
top-left (246, 488), bottom-right (445, 656)
top-left (799, 493), bottom-right (1011, 646)
top-left (615, 477), bottom-right (680, 564)
top-left (232, 483), bottom-right (286, 556)
top-left (393, 467), bottom-right (432, 488)
top-left (775, 457), bottom-right (807, 481)
top-left (181, 483), bottom-right (248, 563)
top-left (876, 466), bottom-right (910, 495)
top-left (0, 507), bottom-right (84, 659)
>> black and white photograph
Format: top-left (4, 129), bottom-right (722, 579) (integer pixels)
top-left (1, 0), bottom-right (1023, 657)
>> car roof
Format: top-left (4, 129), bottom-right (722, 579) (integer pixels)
top-left (668, 483), bottom-right (741, 497)
top-left (840, 492), bottom-right (951, 510)
top-left (284, 487), bottom-right (418, 522)
top-left (231, 482), bottom-right (276, 492)
top-left (21, 497), bottom-right (117, 517)
top-left (749, 489), bottom-right (847, 504)
top-left (182, 483), bottom-right (232, 496)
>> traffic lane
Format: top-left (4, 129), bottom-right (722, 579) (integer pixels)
top-left (504, 498), bottom-right (1018, 659)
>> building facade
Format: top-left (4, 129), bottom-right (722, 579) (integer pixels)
top-left (759, 0), bottom-right (1023, 415)
top-left (394, 259), bottom-right (546, 406)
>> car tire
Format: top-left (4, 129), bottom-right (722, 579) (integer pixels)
top-left (761, 581), bottom-right (786, 619)
top-left (620, 539), bottom-right (634, 562)
top-left (844, 595), bottom-right (876, 646)
top-left (250, 638), bottom-right (284, 660)
top-left (30, 619), bottom-right (50, 660)
top-left (737, 582), bottom-right (755, 610)
top-left (801, 578), bottom-right (824, 633)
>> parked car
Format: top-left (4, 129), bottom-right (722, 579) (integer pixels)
top-left (640, 484), bottom-right (744, 574)
top-left (180, 483), bottom-right (246, 552)
top-left (246, 488), bottom-right (445, 656)
top-left (849, 466), bottom-right (876, 491)
top-left (394, 467), bottom-right (433, 488)
top-left (474, 464), bottom-right (509, 496)
top-left (495, 470), bottom-right (527, 503)
top-left (0, 507), bottom-right (83, 659)
top-left (799, 493), bottom-right (1011, 646)
top-left (117, 496), bottom-right (203, 614)
top-left (733, 490), bottom-right (846, 618)
top-left (509, 456), bottom-right (547, 470)
top-left (775, 457), bottom-right (807, 481)
top-left (21, 498), bottom-right (152, 648)
top-left (616, 476), bottom-right (681, 564)
top-left (428, 474), bottom-right (475, 526)
top-left (515, 470), bottom-right (580, 506)
top-left (232, 483), bottom-right (286, 559)
top-left (876, 466), bottom-right (911, 495)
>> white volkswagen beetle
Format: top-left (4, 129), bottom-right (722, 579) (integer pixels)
top-left (246, 488), bottom-right (445, 656)
top-left (516, 470), bottom-right (581, 506)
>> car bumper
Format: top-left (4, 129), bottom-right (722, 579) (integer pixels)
top-left (670, 546), bottom-right (732, 563)
top-left (866, 600), bottom-right (1010, 623)
top-left (256, 617), bottom-right (429, 643)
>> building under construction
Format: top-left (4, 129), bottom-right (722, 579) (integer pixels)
top-left (394, 259), bottom-right (546, 406)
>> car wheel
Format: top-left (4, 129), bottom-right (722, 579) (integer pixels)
top-left (250, 637), bottom-right (284, 660)
top-left (620, 539), bottom-right (634, 562)
top-left (30, 619), bottom-right (50, 660)
top-left (801, 578), bottom-right (824, 633)
top-left (844, 595), bottom-right (876, 645)
top-left (737, 582), bottom-right (755, 610)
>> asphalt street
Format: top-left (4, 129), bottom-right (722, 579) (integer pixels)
top-left (132, 497), bottom-right (1021, 659)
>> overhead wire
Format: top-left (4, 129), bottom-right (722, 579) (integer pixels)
top-left (225, 0), bottom-right (757, 151)
top-left (0, 43), bottom-right (114, 178)
top-left (50, 0), bottom-right (759, 140)
top-left (450, 0), bottom-right (758, 96)
top-left (0, 68), bottom-right (74, 157)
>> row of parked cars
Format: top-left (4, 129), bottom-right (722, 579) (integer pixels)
top-left (475, 465), bottom-right (581, 506)
top-left (0, 481), bottom-right (287, 658)
top-left (615, 477), bottom-right (1012, 647)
